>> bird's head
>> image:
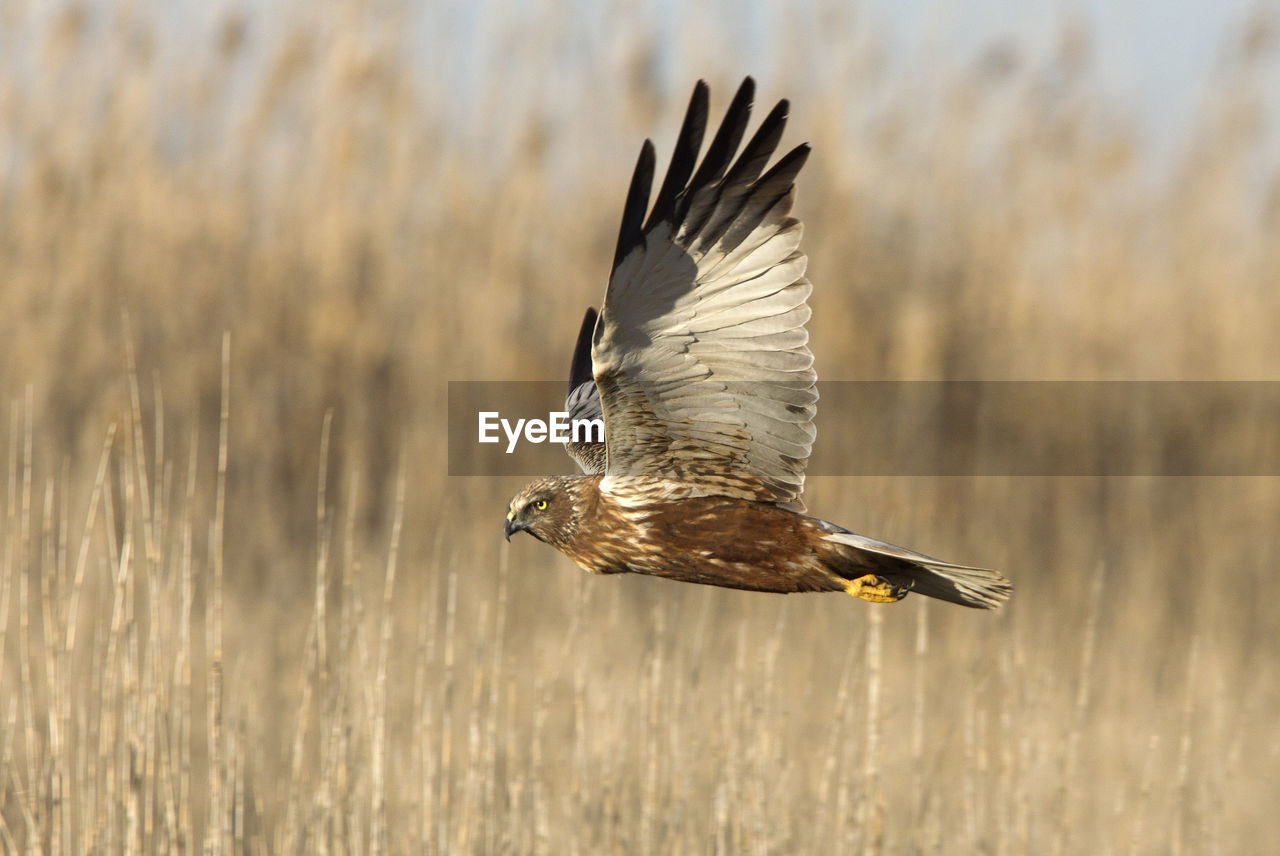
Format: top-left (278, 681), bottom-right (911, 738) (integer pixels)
top-left (504, 476), bottom-right (581, 547)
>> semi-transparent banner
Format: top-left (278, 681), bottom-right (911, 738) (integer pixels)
top-left (447, 381), bottom-right (1280, 476)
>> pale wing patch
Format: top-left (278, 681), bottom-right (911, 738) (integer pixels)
top-left (596, 220), bottom-right (817, 507)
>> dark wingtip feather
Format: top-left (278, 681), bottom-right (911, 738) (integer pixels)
top-left (644, 81), bottom-right (710, 231)
top-left (568, 307), bottom-right (598, 393)
top-left (682, 78), bottom-right (755, 202)
top-left (725, 97), bottom-right (790, 183)
top-left (613, 79), bottom-right (806, 272)
top-left (612, 140), bottom-right (656, 272)
top-left (759, 142), bottom-right (810, 187)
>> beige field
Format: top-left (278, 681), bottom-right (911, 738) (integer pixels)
top-left (1, 2), bottom-right (1278, 853)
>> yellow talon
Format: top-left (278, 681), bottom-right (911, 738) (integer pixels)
top-left (844, 574), bottom-right (907, 604)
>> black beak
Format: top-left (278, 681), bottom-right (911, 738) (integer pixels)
top-left (504, 514), bottom-right (523, 542)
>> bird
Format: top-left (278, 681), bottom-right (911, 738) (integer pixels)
top-left (504, 78), bottom-right (1012, 609)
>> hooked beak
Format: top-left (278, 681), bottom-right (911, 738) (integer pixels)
top-left (504, 511), bottom-right (525, 542)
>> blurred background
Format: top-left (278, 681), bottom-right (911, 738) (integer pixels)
top-left (1, 0), bottom-right (1278, 852)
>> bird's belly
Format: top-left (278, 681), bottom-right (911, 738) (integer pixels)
top-left (562, 490), bottom-right (838, 593)
top-left (616, 525), bottom-right (833, 593)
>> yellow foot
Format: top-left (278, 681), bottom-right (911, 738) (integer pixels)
top-left (843, 574), bottom-right (908, 604)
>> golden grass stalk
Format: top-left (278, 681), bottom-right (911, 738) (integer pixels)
top-left (368, 459), bottom-right (404, 856)
top-left (204, 332), bottom-right (230, 856)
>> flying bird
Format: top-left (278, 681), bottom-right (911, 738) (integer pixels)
top-left (505, 78), bottom-right (1012, 609)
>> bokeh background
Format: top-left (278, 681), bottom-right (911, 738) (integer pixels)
top-left (2, 0), bottom-right (1278, 852)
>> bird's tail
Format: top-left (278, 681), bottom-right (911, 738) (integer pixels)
top-left (820, 528), bottom-right (1012, 609)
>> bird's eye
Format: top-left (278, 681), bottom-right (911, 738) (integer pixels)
top-left (534, 499), bottom-right (548, 511)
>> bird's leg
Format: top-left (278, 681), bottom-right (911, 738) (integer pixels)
top-left (843, 574), bottom-right (908, 603)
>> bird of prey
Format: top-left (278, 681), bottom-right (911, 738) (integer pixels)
top-left (505, 78), bottom-right (1012, 609)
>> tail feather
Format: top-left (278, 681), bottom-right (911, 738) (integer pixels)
top-left (821, 528), bottom-right (1012, 609)
top-left (887, 559), bottom-right (1013, 609)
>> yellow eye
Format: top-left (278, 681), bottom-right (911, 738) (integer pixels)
top-left (534, 499), bottom-right (548, 511)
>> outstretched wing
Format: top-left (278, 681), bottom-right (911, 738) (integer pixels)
top-left (592, 77), bottom-right (817, 508)
top-left (564, 307), bottom-right (606, 473)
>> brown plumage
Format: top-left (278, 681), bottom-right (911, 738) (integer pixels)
top-left (506, 78), bottom-right (1012, 609)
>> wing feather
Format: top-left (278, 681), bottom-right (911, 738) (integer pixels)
top-left (645, 82), bottom-right (709, 231)
top-left (612, 143), bottom-right (656, 273)
top-left (693, 99), bottom-right (791, 254)
top-left (592, 77), bottom-right (818, 508)
top-left (675, 80), bottom-right (756, 239)
top-left (564, 307), bottom-right (606, 474)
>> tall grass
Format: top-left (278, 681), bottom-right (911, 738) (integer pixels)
top-left (2, 1), bottom-right (1279, 852)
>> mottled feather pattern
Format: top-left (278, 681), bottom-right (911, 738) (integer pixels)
top-left (564, 379), bottom-right (605, 473)
top-left (554, 476), bottom-right (839, 593)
